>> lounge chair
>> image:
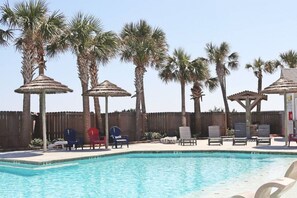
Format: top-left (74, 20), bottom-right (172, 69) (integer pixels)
top-left (288, 134), bottom-right (297, 146)
top-left (48, 140), bottom-right (68, 149)
top-left (232, 177), bottom-right (296, 198)
top-left (284, 161), bottom-right (297, 180)
top-left (233, 128), bottom-right (247, 145)
top-left (63, 128), bottom-right (84, 150)
top-left (87, 128), bottom-right (107, 149)
top-left (178, 127), bottom-right (197, 146)
top-left (208, 125), bottom-right (223, 145)
top-left (160, 136), bottom-right (177, 144)
top-left (109, 126), bottom-right (129, 148)
top-left (256, 124), bottom-right (271, 145)
top-left (232, 160), bottom-right (297, 198)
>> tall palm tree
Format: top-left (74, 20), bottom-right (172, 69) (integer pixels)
top-left (245, 58), bottom-right (276, 112)
top-left (0, 0), bottom-right (62, 146)
top-left (88, 31), bottom-right (118, 132)
top-left (276, 50), bottom-right (297, 68)
top-left (66, 12), bottom-right (103, 140)
top-left (159, 48), bottom-right (207, 127)
top-left (191, 58), bottom-right (218, 135)
top-left (120, 20), bottom-right (168, 140)
top-left (205, 42), bottom-right (239, 128)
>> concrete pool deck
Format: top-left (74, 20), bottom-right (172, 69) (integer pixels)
top-left (1, 137), bottom-right (297, 164)
top-left (1, 137), bottom-right (297, 198)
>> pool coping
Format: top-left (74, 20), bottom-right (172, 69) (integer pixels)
top-left (0, 140), bottom-right (297, 165)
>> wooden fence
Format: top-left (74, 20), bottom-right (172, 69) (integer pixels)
top-left (0, 111), bottom-right (283, 150)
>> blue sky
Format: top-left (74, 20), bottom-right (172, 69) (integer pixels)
top-left (1, 0), bottom-right (296, 113)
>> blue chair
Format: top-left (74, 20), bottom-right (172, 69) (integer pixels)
top-left (63, 128), bottom-right (84, 150)
top-left (109, 126), bottom-right (129, 148)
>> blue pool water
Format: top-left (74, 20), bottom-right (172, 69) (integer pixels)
top-left (0, 152), bottom-right (296, 198)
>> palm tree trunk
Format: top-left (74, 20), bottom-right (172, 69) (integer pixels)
top-left (89, 60), bottom-right (103, 132)
top-left (192, 81), bottom-right (202, 136)
top-left (220, 80), bottom-right (230, 129)
top-left (78, 55), bottom-right (90, 142)
top-left (135, 66), bottom-right (143, 140)
top-left (93, 97), bottom-right (103, 132)
top-left (20, 42), bottom-right (34, 147)
top-left (257, 77), bottom-right (262, 112)
top-left (140, 69), bottom-right (147, 134)
top-left (181, 80), bottom-right (186, 126)
top-left (194, 97), bottom-right (202, 137)
top-left (37, 45), bottom-right (46, 140)
top-left (21, 94), bottom-right (31, 147)
top-left (82, 82), bottom-right (90, 141)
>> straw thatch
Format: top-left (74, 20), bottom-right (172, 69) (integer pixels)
top-left (228, 90), bottom-right (267, 101)
top-left (84, 80), bottom-right (131, 97)
top-left (261, 76), bottom-right (297, 94)
top-left (15, 74), bottom-right (73, 94)
top-left (15, 74), bottom-right (72, 152)
top-left (84, 80), bottom-right (131, 148)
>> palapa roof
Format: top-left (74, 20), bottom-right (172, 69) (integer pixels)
top-left (228, 90), bottom-right (267, 101)
top-left (261, 75), bottom-right (297, 94)
top-left (84, 80), bottom-right (131, 97)
top-left (281, 68), bottom-right (297, 83)
top-left (15, 74), bottom-right (73, 94)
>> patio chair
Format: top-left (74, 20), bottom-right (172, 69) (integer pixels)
top-left (233, 128), bottom-right (247, 145)
top-left (232, 160), bottom-right (297, 198)
top-left (256, 124), bottom-right (271, 145)
top-left (288, 133), bottom-right (297, 146)
top-left (284, 161), bottom-right (297, 180)
top-left (87, 128), bottom-right (107, 149)
top-left (109, 126), bottom-right (129, 148)
top-left (63, 128), bottom-right (84, 150)
top-left (208, 125), bottom-right (223, 145)
top-left (160, 136), bottom-right (177, 144)
top-left (232, 177), bottom-right (296, 198)
top-left (178, 127), bottom-right (197, 146)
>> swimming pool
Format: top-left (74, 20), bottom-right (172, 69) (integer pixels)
top-left (0, 152), bottom-right (296, 198)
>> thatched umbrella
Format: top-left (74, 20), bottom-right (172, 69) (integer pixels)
top-left (15, 74), bottom-right (73, 151)
top-left (84, 80), bottom-right (131, 148)
top-left (228, 90), bottom-right (267, 138)
top-left (261, 76), bottom-right (297, 145)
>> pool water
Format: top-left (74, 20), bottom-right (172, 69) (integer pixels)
top-left (0, 152), bottom-right (296, 198)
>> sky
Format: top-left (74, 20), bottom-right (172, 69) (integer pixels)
top-left (0, 0), bottom-right (297, 113)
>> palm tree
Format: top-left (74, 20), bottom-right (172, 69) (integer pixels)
top-left (205, 42), bottom-right (239, 128)
top-left (120, 20), bottom-right (168, 140)
top-left (159, 48), bottom-right (209, 127)
top-left (88, 31), bottom-right (118, 132)
top-left (276, 50), bottom-right (297, 68)
top-left (245, 58), bottom-right (276, 112)
top-left (0, 28), bottom-right (13, 46)
top-left (66, 12), bottom-right (103, 140)
top-left (0, 0), bottom-right (61, 146)
top-left (191, 59), bottom-right (218, 135)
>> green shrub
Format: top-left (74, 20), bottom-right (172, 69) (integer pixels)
top-left (29, 138), bottom-right (43, 147)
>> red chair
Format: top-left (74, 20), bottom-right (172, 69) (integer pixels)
top-left (289, 134), bottom-right (297, 146)
top-left (87, 128), bottom-right (107, 149)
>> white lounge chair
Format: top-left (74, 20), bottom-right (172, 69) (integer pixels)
top-left (48, 140), bottom-right (68, 149)
top-left (232, 161), bottom-right (297, 198)
top-left (232, 177), bottom-right (296, 198)
top-left (178, 127), bottom-right (197, 146)
top-left (160, 136), bottom-right (177, 144)
top-left (284, 161), bottom-right (297, 180)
